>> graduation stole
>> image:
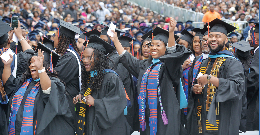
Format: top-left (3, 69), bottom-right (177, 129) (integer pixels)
top-left (138, 62), bottom-right (168, 135)
top-left (9, 78), bottom-right (40, 135)
top-left (192, 56), bottom-right (203, 85)
top-left (182, 66), bottom-right (191, 115)
top-left (197, 57), bottom-right (226, 132)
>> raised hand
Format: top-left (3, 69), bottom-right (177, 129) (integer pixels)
top-left (108, 30), bottom-right (119, 43)
top-left (33, 49), bottom-right (44, 70)
top-left (1, 54), bottom-right (13, 66)
top-left (169, 17), bottom-right (177, 33)
top-left (14, 20), bottom-right (23, 39)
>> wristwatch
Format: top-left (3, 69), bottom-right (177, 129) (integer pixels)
top-left (38, 67), bottom-right (45, 74)
top-left (207, 74), bottom-right (212, 82)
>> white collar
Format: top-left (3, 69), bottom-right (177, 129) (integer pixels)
top-left (254, 46), bottom-right (259, 54)
top-left (202, 53), bottom-right (209, 59)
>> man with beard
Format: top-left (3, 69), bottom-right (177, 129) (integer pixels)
top-left (187, 18), bottom-right (245, 135)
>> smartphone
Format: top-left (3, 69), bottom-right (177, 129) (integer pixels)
top-left (11, 16), bottom-right (18, 29)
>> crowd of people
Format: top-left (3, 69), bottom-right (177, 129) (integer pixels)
top-left (0, 0), bottom-right (259, 135)
top-left (163, 0), bottom-right (259, 22)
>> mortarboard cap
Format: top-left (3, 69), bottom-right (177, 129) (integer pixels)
top-left (29, 35), bottom-right (37, 41)
top-left (79, 32), bottom-right (87, 41)
top-left (133, 20), bottom-right (139, 23)
top-left (0, 20), bottom-right (12, 45)
top-left (72, 20), bottom-right (79, 26)
top-left (85, 25), bottom-right (93, 30)
top-left (131, 26), bottom-right (138, 31)
top-left (50, 27), bottom-right (58, 31)
top-left (133, 40), bottom-right (141, 46)
top-left (142, 27), bottom-right (169, 45)
top-left (87, 35), bottom-right (115, 55)
top-left (135, 31), bottom-right (144, 37)
top-left (209, 18), bottom-right (236, 35)
top-left (59, 20), bottom-right (81, 38)
top-left (79, 23), bottom-right (85, 27)
top-left (41, 17), bottom-right (49, 23)
top-left (192, 28), bottom-right (204, 38)
top-left (177, 21), bottom-right (183, 25)
top-left (37, 42), bottom-right (60, 67)
top-left (34, 21), bottom-right (45, 30)
top-left (179, 29), bottom-right (194, 45)
top-left (186, 20), bottom-right (193, 25)
top-left (228, 32), bottom-right (239, 38)
top-left (2, 16), bottom-right (11, 23)
top-left (84, 29), bottom-right (101, 38)
top-left (230, 40), bottom-right (254, 52)
top-left (248, 19), bottom-right (255, 23)
top-left (43, 37), bottom-right (54, 50)
top-left (119, 35), bottom-right (132, 47)
top-left (12, 13), bottom-right (20, 17)
top-left (174, 34), bottom-right (179, 41)
top-left (92, 20), bottom-right (98, 25)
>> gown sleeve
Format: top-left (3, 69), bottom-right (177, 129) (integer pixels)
top-left (4, 75), bottom-right (22, 96)
top-left (36, 77), bottom-right (72, 134)
top-left (94, 73), bottom-right (127, 129)
top-left (119, 51), bottom-right (142, 78)
top-left (216, 58), bottom-right (245, 102)
top-left (54, 52), bottom-right (79, 84)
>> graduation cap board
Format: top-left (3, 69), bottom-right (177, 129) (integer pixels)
top-left (142, 27), bottom-right (169, 45)
top-left (209, 18), bottom-right (236, 35)
top-left (0, 20), bottom-right (12, 45)
top-left (86, 35), bottom-right (115, 55)
top-left (228, 32), bottom-right (239, 38)
top-left (37, 42), bottom-right (60, 68)
top-left (59, 20), bottom-right (80, 38)
top-left (230, 40), bottom-right (254, 52)
top-left (192, 28), bottom-right (204, 38)
top-left (43, 37), bottom-right (54, 50)
top-left (83, 29), bottom-right (101, 38)
top-left (119, 35), bottom-right (132, 47)
top-left (179, 29), bottom-right (194, 45)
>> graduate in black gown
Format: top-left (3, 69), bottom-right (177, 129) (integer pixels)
top-left (187, 19), bottom-right (245, 135)
top-left (111, 18), bottom-right (192, 135)
top-left (2, 47), bottom-right (74, 135)
top-left (0, 21), bottom-right (35, 135)
top-left (246, 23), bottom-right (259, 131)
top-left (73, 35), bottom-right (131, 135)
top-left (53, 20), bottom-right (81, 127)
top-left (231, 40), bottom-right (254, 132)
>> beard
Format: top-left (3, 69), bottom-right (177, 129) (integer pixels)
top-left (208, 40), bottom-right (225, 53)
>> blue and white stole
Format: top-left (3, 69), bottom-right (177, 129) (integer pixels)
top-left (9, 78), bottom-right (40, 135)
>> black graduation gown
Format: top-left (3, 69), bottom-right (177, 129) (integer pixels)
top-left (247, 48), bottom-right (259, 131)
top-left (4, 75), bottom-right (74, 135)
top-left (119, 51), bottom-right (185, 135)
top-left (0, 97), bottom-right (8, 135)
top-left (108, 51), bottom-right (138, 132)
top-left (54, 51), bottom-right (80, 123)
top-left (187, 57), bottom-right (245, 135)
top-left (81, 72), bottom-right (131, 135)
top-left (234, 52), bottom-right (252, 132)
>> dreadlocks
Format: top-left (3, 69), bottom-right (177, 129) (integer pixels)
top-left (81, 49), bottom-right (110, 92)
top-left (55, 33), bottom-right (80, 55)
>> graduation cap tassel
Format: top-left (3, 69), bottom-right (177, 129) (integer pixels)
top-left (137, 50), bottom-right (139, 59)
top-left (152, 30), bottom-right (154, 40)
top-left (132, 40), bottom-right (134, 56)
top-left (50, 51), bottom-right (53, 73)
top-left (57, 28), bottom-right (60, 37)
top-left (86, 40), bottom-right (89, 47)
top-left (252, 26), bottom-right (255, 45)
top-left (15, 43), bottom-right (17, 54)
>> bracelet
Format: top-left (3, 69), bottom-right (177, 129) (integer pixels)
top-left (19, 38), bottom-right (25, 42)
top-left (38, 67), bottom-right (45, 74)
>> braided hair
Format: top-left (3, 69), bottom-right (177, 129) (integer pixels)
top-left (81, 49), bottom-right (110, 92)
top-left (55, 33), bottom-right (80, 55)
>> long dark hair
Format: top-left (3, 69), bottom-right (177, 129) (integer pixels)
top-left (55, 34), bottom-right (80, 55)
top-left (21, 56), bottom-right (58, 83)
top-left (81, 49), bottom-right (110, 92)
